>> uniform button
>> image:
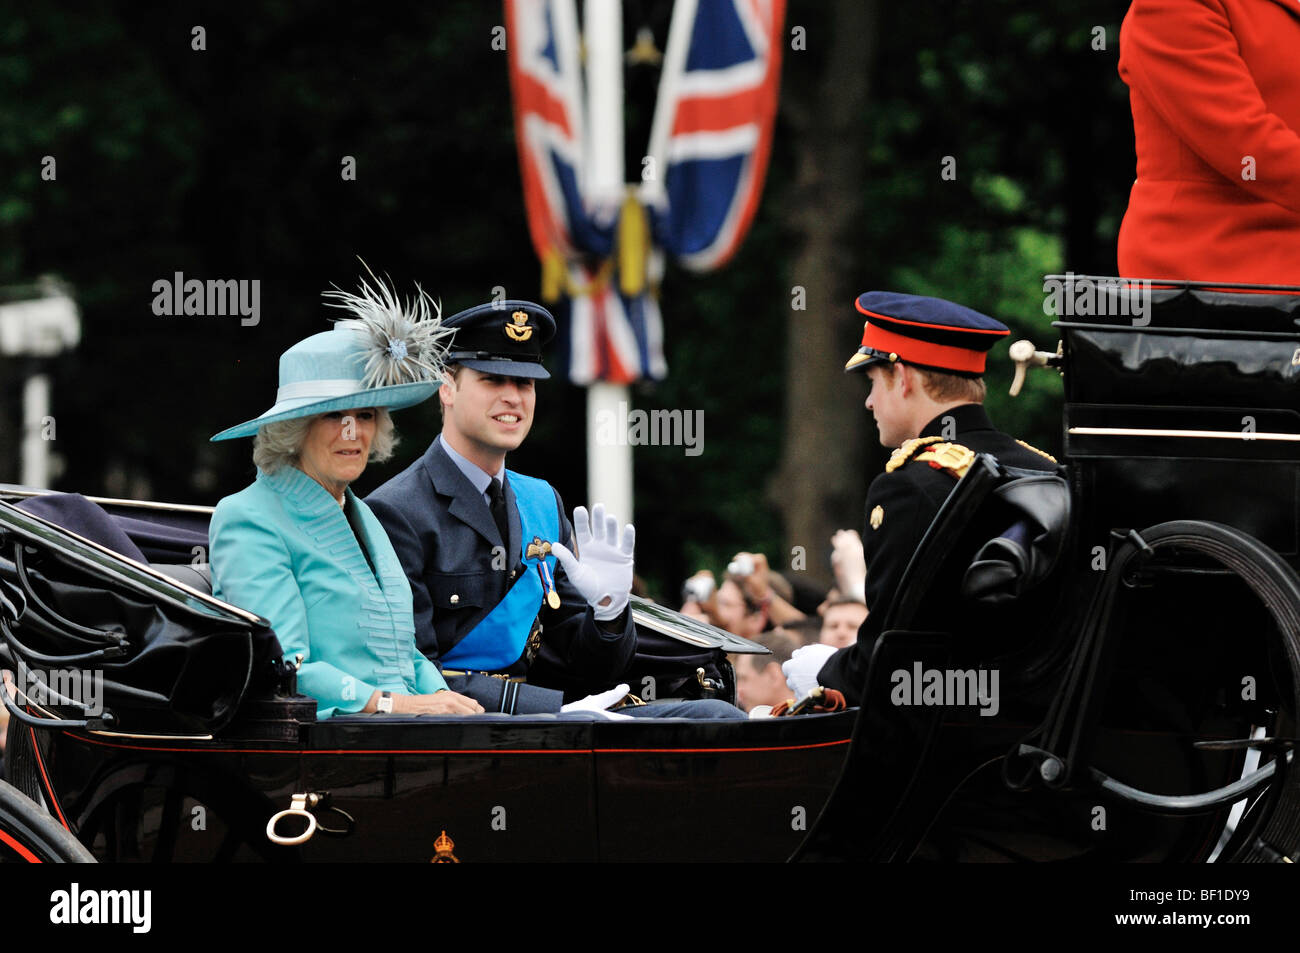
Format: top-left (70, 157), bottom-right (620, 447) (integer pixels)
top-left (450, 594), bottom-right (459, 604)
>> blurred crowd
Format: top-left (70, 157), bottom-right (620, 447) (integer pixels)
top-left (676, 529), bottom-right (870, 713)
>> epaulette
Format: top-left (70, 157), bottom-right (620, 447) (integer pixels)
top-left (1016, 439), bottom-right (1057, 464)
top-left (914, 441), bottom-right (976, 480)
top-left (885, 436), bottom-right (944, 473)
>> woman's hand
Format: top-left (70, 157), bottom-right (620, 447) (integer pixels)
top-left (368, 689), bottom-right (485, 715)
top-left (399, 690), bottom-right (485, 715)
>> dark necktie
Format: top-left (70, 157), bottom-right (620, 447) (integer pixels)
top-left (489, 477), bottom-right (510, 546)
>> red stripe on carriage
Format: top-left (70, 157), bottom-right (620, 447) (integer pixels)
top-left (30, 722), bottom-right (72, 832)
top-left (0, 828), bottom-right (41, 863)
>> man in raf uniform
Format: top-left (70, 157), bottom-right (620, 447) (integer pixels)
top-left (367, 300), bottom-right (742, 718)
top-left (785, 292), bottom-right (1058, 706)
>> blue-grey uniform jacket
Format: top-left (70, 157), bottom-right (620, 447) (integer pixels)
top-left (366, 439), bottom-right (636, 713)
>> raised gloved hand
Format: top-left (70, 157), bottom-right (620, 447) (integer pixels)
top-left (560, 683), bottom-right (630, 713)
top-left (551, 504), bottom-right (635, 622)
top-left (783, 644), bottom-right (838, 698)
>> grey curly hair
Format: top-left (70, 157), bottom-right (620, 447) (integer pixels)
top-left (253, 407), bottom-right (398, 475)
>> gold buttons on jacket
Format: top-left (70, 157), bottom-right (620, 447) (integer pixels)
top-left (450, 594), bottom-right (459, 604)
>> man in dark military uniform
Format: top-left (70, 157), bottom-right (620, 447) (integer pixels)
top-left (785, 292), bottom-right (1058, 706)
top-left (367, 300), bottom-right (743, 719)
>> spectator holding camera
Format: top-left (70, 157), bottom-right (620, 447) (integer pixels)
top-left (726, 551), bottom-right (806, 628)
top-left (712, 577), bottom-right (767, 638)
top-left (679, 570), bottom-right (716, 623)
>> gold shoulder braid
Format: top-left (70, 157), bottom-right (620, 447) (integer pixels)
top-left (885, 436), bottom-right (945, 473)
top-left (913, 442), bottom-right (976, 480)
top-left (1016, 439), bottom-right (1057, 464)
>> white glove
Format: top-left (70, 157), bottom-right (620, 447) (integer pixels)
top-left (783, 644), bottom-right (838, 698)
top-left (551, 504), bottom-right (635, 622)
top-left (560, 683), bottom-right (630, 713)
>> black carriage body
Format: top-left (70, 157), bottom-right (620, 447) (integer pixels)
top-left (29, 710), bottom-right (848, 863)
top-left (0, 495), bottom-right (850, 862)
top-left (1057, 280), bottom-right (1300, 566)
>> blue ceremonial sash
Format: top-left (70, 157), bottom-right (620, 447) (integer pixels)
top-left (441, 471), bottom-right (561, 670)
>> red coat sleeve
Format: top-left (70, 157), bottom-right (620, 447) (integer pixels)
top-left (1120, 0), bottom-right (1300, 214)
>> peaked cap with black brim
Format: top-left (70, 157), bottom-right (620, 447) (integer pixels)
top-left (844, 291), bottom-right (1009, 378)
top-left (443, 300), bottom-right (556, 380)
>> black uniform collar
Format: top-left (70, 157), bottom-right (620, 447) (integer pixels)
top-left (919, 402), bottom-right (994, 438)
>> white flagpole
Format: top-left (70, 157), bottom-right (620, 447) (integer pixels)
top-left (583, 0), bottom-right (633, 524)
top-left (585, 0), bottom-right (624, 217)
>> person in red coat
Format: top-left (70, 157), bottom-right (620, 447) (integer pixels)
top-left (1117, 0), bottom-right (1300, 286)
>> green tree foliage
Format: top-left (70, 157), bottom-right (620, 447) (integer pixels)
top-left (0, 1), bottom-right (1133, 602)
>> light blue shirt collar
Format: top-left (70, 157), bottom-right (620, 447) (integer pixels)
top-left (438, 434), bottom-right (505, 503)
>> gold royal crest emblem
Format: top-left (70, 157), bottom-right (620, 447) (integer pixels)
top-left (431, 829), bottom-right (460, 863)
top-left (504, 310), bottom-right (534, 342)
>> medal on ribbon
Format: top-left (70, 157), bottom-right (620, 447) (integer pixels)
top-left (526, 536), bottom-right (561, 609)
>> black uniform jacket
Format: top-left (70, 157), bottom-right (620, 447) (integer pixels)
top-left (817, 403), bottom-right (1058, 705)
top-left (366, 439), bottom-right (636, 713)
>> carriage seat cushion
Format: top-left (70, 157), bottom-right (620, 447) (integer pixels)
top-left (960, 473), bottom-right (1071, 606)
top-left (153, 563), bottom-right (213, 594)
top-left (15, 493), bottom-right (149, 562)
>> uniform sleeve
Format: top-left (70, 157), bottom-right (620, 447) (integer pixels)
top-left (1120, 0), bottom-right (1300, 213)
top-left (210, 500), bottom-right (377, 718)
top-left (817, 468), bottom-right (947, 706)
top-left (529, 487), bottom-right (636, 696)
top-left (366, 491), bottom-right (443, 665)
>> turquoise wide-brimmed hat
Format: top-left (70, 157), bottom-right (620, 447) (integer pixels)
top-left (211, 270), bottom-right (453, 442)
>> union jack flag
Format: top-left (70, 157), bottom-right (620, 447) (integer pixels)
top-left (552, 257), bottom-right (669, 385)
top-left (505, 0), bottom-right (784, 383)
top-left (644, 0), bottom-right (785, 272)
top-left (505, 0), bottom-right (612, 262)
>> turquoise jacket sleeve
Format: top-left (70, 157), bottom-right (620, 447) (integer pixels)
top-left (211, 496), bottom-right (377, 717)
top-left (415, 655), bottom-right (449, 695)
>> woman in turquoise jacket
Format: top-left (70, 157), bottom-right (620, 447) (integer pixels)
top-left (208, 276), bottom-right (483, 719)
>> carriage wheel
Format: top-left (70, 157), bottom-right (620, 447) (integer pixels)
top-left (1076, 520), bottom-right (1300, 862)
top-left (0, 779), bottom-right (94, 863)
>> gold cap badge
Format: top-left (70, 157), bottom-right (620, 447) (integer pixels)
top-left (504, 310), bottom-right (534, 342)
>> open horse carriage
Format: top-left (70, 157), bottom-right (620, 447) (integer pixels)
top-left (3, 276), bottom-right (1300, 863)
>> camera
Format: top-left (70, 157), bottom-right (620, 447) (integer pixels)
top-left (681, 575), bottom-right (715, 604)
top-left (726, 554), bottom-right (755, 577)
